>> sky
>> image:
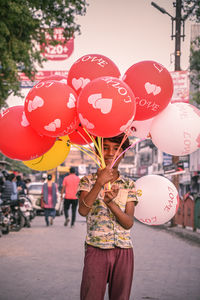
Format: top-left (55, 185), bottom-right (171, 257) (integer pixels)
top-left (7, 0), bottom-right (195, 107)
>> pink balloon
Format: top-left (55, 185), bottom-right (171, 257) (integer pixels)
top-left (135, 175), bottom-right (179, 225)
top-left (24, 80), bottom-right (79, 137)
top-left (123, 60), bottom-right (173, 121)
top-left (77, 76), bottom-right (136, 137)
top-left (0, 106), bottom-right (56, 160)
top-left (150, 103), bottom-right (200, 156)
top-left (130, 118), bottom-right (154, 139)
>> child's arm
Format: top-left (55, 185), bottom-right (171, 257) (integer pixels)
top-left (104, 186), bottom-right (135, 229)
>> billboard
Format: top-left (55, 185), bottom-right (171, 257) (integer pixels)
top-left (18, 70), bottom-right (68, 88)
top-left (41, 28), bottom-right (74, 61)
top-left (170, 71), bottom-right (190, 103)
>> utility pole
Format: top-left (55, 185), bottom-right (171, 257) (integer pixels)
top-left (172, 0), bottom-right (182, 226)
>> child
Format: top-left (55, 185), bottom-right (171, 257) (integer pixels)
top-left (78, 133), bottom-right (138, 300)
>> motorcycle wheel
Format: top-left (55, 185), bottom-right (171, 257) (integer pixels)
top-left (2, 225), bottom-right (10, 235)
top-left (14, 211), bottom-right (25, 231)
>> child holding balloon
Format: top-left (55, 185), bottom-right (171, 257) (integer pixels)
top-left (78, 133), bottom-right (138, 300)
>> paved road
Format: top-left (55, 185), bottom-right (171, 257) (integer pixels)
top-left (0, 213), bottom-right (200, 300)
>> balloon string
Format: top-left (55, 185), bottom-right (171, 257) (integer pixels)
top-left (111, 138), bottom-right (145, 168)
top-left (76, 129), bottom-right (95, 154)
top-left (97, 136), bottom-right (106, 168)
top-left (82, 128), bottom-right (104, 168)
top-left (72, 143), bottom-right (101, 168)
top-left (110, 129), bottom-right (130, 169)
top-left (75, 144), bottom-right (101, 160)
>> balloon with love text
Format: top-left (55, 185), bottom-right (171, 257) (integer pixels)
top-left (135, 175), bottom-right (179, 225)
top-left (77, 76), bottom-right (136, 137)
top-left (150, 103), bottom-right (200, 156)
top-left (123, 60), bottom-right (173, 120)
top-left (67, 54), bottom-right (121, 95)
top-left (24, 80), bottom-right (79, 137)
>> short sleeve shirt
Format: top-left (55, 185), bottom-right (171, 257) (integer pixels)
top-left (62, 174), bottom-right (80, 199)
top-left (77, 173), bottom-right (138, 249)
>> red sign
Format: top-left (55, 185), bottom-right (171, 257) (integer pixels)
top-left (18, 70), bottom-right (68, 88)
top-left (41, 28), bottom-right (74, 61)
top-left (170, 71), bottom-right (190, 103)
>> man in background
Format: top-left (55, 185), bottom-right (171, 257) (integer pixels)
top-left (61, 167), bottom-right (80, 228)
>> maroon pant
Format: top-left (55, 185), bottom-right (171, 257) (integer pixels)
top-left (80, 245), bottom-right (134, 300)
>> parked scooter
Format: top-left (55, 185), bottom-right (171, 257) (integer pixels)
top-left (18, 195), bottom-right (36, 227)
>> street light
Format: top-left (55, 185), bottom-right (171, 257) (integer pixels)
top-left (151, 0), bottom-right (185, 71)
top-left (151, 2), bottom-right (174, 19)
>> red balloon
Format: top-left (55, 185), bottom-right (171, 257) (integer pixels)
top-left (123, 60), bottom-right (173, 120)
top-left (68, 123), bottom-right (95, 145)
top-left (77, 76), bottom-right (136, 137)
top-left (67, 54), bottom-right (121, 95)
top-left (0, 106), bottom-right (56, 160)
top-left (24, 80), bottom-right (79, 137)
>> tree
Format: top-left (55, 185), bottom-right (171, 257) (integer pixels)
top-left (190, 36), bottom-right (200, 105)
top-left (0, 0), bottom-right (88, 108)
top-left (182, 1), bottom-right (200, 106)
top-left (182, 0), bottom-right (200, 22)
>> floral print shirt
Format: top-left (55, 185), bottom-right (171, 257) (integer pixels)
top-left (77, 173), bottom-right (138, 249)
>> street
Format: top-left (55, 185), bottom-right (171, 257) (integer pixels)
top-left (0, 213), bottom-right (200, 300)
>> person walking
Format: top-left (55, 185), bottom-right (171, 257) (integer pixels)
top-left (41, 174), bottom-right (57, 227)
top-left (61, 167), bottom-right (80, 227)
top-left (78, 133), bottom-right (138, 300)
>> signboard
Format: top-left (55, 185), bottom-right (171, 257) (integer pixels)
top-left (41, 28), bottom-right (74, 61)
top-left (18, 70), bottom-right (68, 88)
top-left (170, 71), bottom-right (189, 103)
top-left (162, 153), bottom-right (173, 166)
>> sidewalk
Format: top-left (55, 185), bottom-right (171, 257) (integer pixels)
top-left (147, 221), bottom-right (200, 246)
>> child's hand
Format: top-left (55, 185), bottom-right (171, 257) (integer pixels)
top-left (104, 184), bottom-right (119, 204)
top-left (96, 166), bottom-right (114, 187)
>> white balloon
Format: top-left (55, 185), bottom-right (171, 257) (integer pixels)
top-left (135, 175), bottom-right (179, 225)
top-left (150, 103), bottom-right (200, 156)
top-left (130, 118), bottom-right (154, 138)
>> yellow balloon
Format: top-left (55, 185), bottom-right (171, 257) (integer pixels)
top-left (23, 136), bottom-right (71, 171)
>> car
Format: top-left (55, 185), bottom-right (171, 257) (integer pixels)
top-left (27, 182), bottom-right (63, 216)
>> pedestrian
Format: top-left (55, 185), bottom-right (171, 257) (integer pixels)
top-left (41, 174), bottom-right (57, 227)
top-left (78, 133), bottom-right (138, 300)
top-left (61, 167), bottom-right (80, 227)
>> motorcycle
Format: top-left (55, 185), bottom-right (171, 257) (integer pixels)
top-left (18, 195), bottom-right (36, 227)
top-left (0, 199), bottom-right (11, 235)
